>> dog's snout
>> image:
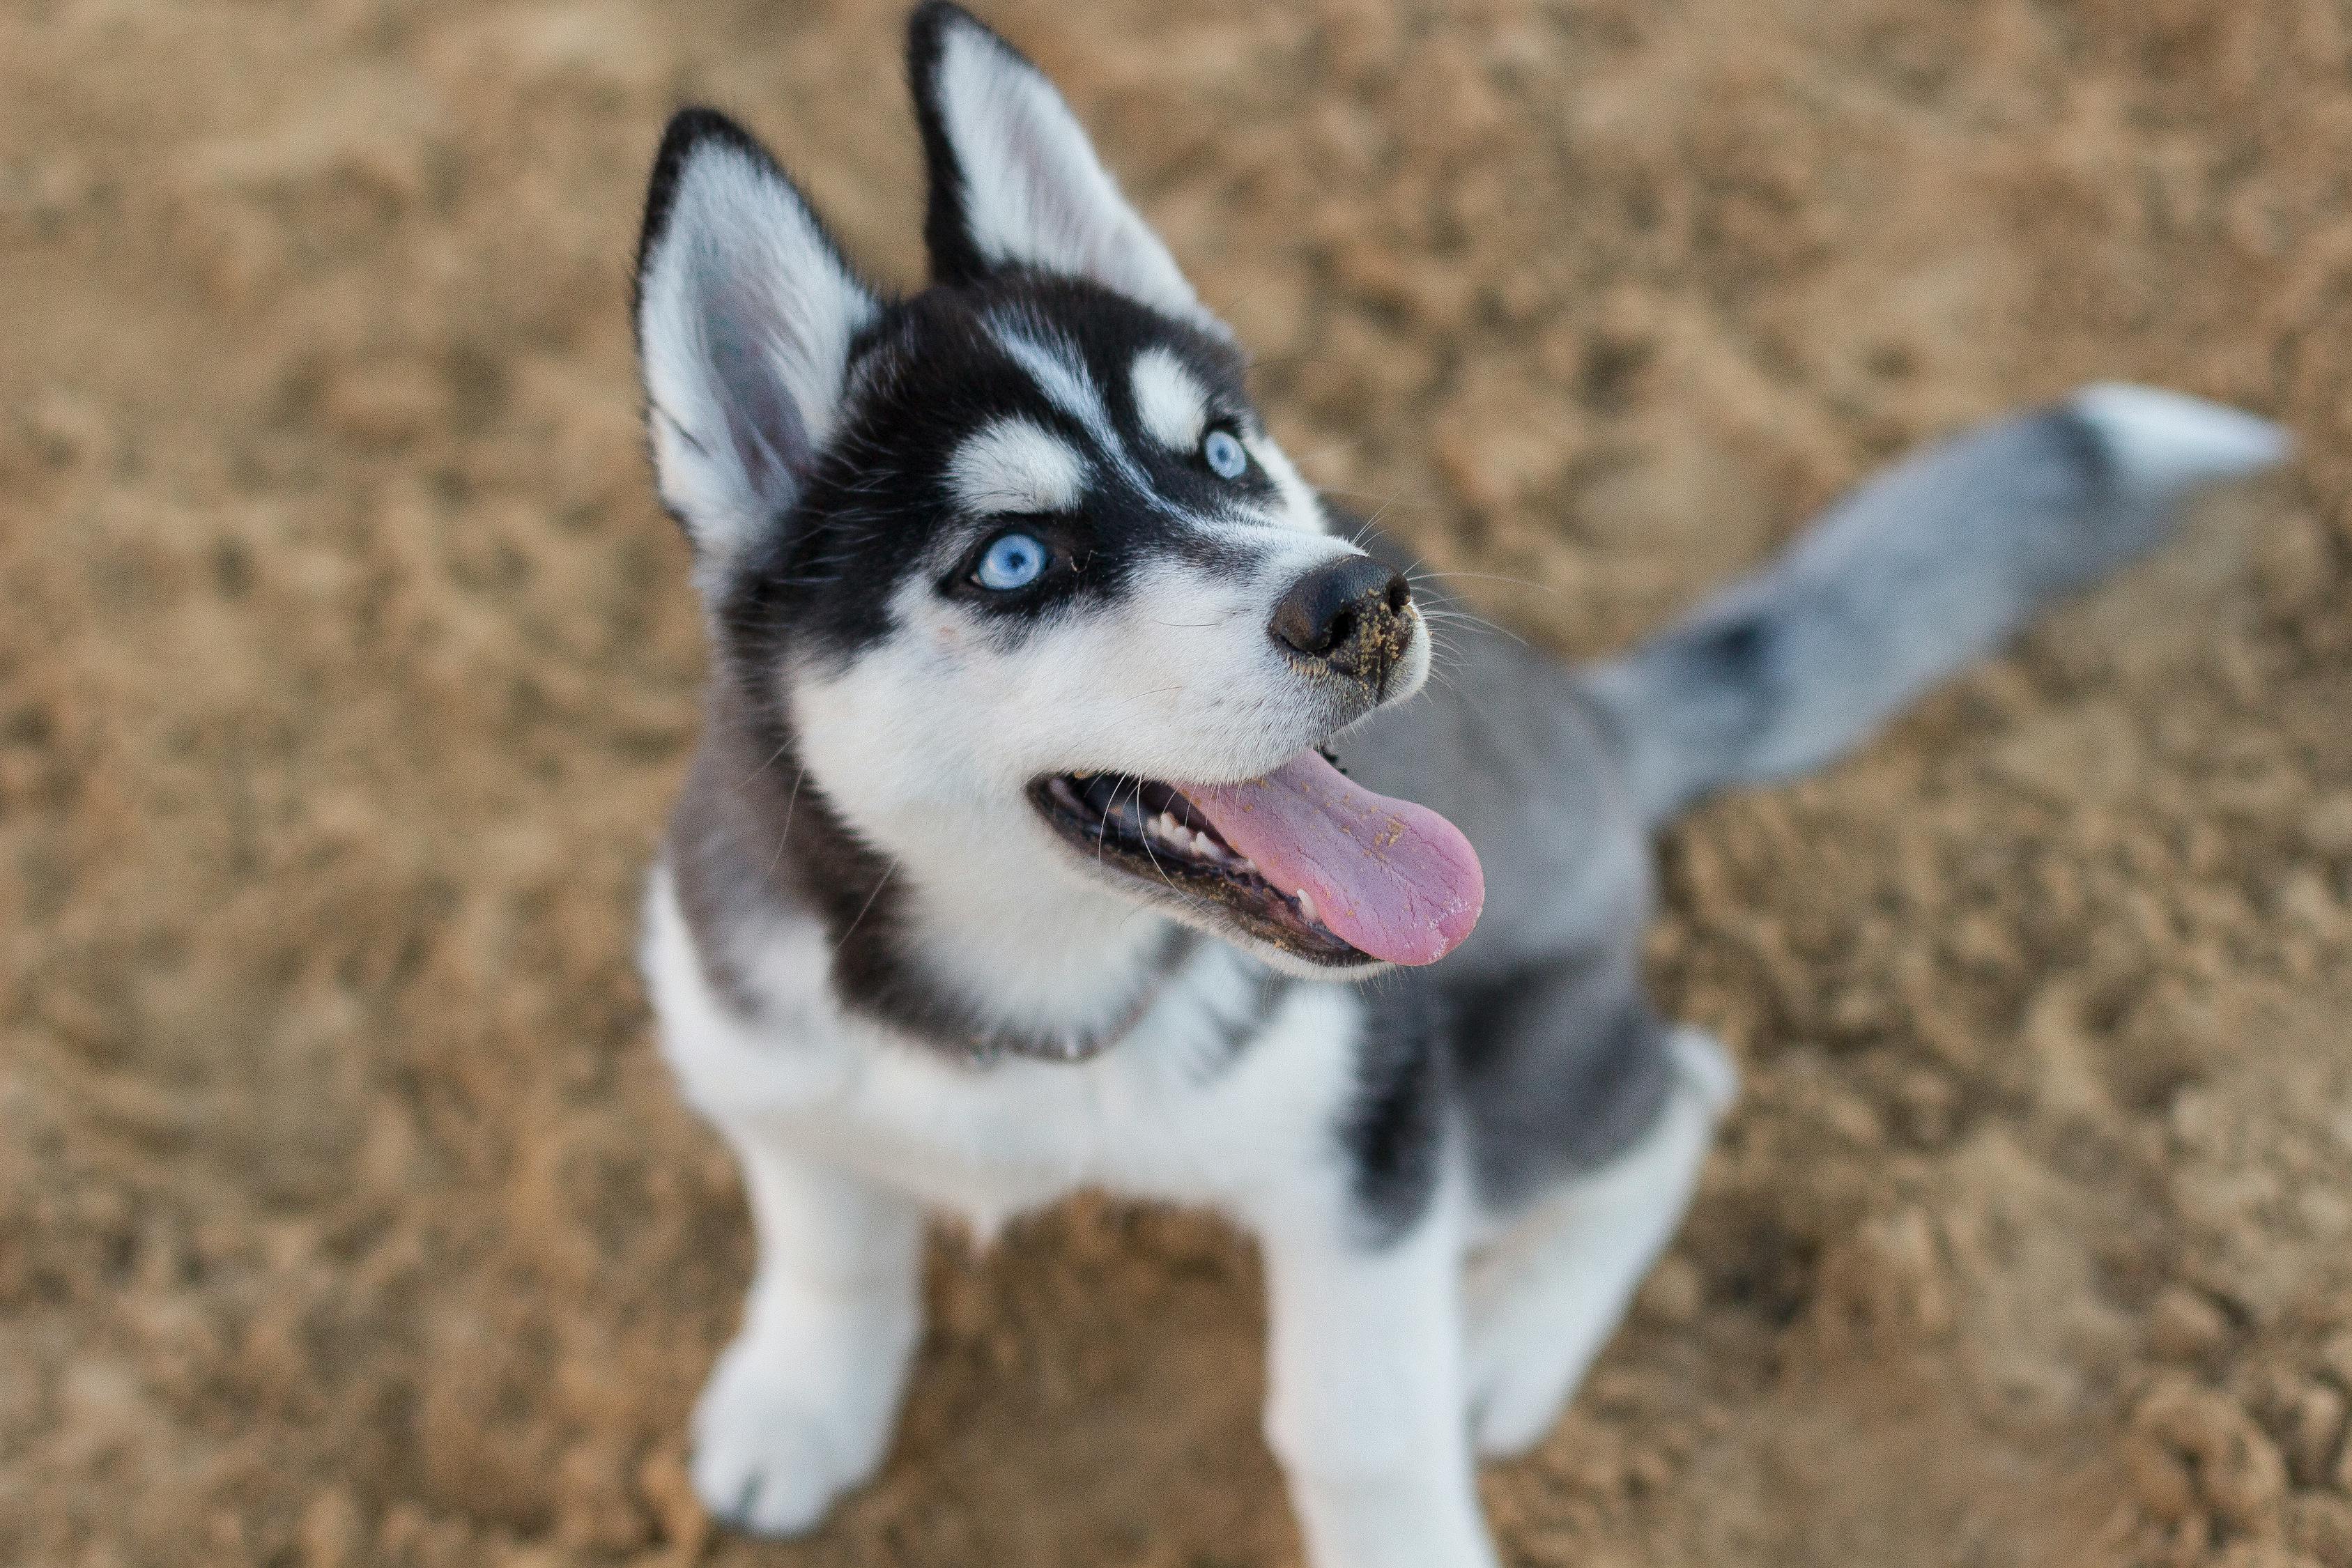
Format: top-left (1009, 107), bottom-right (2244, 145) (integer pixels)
top-left (1270, 555), bottom-right (1413, 679)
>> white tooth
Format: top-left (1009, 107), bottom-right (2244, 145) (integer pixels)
top-left (1193, 831), bottom-right (1222, 859)
top-left (1296, 889), bottom-right (1318, 925)
top-left (1156, 811), bottom-right (1183, 840)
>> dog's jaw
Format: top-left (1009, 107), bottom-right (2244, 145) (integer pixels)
top-left (784, 550), bottom-right (1445, 995)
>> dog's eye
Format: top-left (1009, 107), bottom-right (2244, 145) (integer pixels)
top-left (1202, 427), bottom-right (1250, 481)
top-left (974, 530), bottom-right (1049, 591)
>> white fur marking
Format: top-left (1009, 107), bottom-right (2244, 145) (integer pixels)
top-left (1131, 346), bottom-right (1209, 451)
top-left (987, 316), bottom-right (1109, 435)
top-left (2070, 383), bottom-right (2289, 491)
top-left (949, 417), bottom-right (1089, 516)
top-left (987, 314), bottom-right (1158, 498)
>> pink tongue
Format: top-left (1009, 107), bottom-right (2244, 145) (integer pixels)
top-left (1185, 751), bottom-right (1484, 966)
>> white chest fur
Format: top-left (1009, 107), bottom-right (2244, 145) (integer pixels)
top-left (640, 866), bottom-right (1367, 1238)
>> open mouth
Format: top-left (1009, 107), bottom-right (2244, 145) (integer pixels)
top-left (1027, 749), bottom-right (1485, 969)
top-left (1031, 771), bottom-right (1364, 964)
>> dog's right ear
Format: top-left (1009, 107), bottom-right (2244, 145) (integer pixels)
top-left (634, 110), bottom-right (881, 571)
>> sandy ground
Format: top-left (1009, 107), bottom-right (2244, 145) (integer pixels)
top-left (4, 1), bottom-right (2351, 1564)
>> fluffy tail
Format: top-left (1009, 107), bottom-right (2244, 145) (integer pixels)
top-left (1578, 385), bottom-right (2289, 823)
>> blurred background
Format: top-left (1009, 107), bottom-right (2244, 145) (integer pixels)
top-left (4, 1), bottom-right (2350, 1565)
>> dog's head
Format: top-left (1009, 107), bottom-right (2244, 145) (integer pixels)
top-left (634, 3), bottom-right (1480, 981)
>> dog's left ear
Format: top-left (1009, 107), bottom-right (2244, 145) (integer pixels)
top-left (906, 3), bottom-right (1222, 331)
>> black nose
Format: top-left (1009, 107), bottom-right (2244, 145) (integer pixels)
top-left (1270, 554), bottom-right (1413, 675)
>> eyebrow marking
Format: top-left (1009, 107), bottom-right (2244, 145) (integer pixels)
top-left (948, 417), bottom-right (1089, 515)
top-left (1130, 346), bottom-right (1209, 451)
top-left (985, 311), bottom-right (1158, 497)
top-left (987, 313), bottom-right (1111, 439)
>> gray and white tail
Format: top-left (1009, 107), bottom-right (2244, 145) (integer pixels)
top-left (1578, 385), bottom-right (2289, 824)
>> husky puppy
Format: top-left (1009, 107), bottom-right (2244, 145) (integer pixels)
top-left (629, 6), bottom-right (2286, 1562)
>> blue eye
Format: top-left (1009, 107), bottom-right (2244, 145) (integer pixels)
top-left (975, 531), bottom-right (1048, 591)
top-left (1203, 428), bottom-right (1249, 480)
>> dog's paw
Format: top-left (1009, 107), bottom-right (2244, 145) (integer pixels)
top-left (688, 1332), bottom-right (889, 1537)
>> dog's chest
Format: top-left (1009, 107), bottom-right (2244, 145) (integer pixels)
top-left (801, 1003), bottom-right (1351, 1233)
top-left (645, 873), bottom-right (1365, 1231)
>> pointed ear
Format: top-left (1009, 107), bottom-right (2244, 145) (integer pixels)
top-left (906, 3), bottom-right (1221, 331)
top-left (633, 109), bottom-right (882, 570)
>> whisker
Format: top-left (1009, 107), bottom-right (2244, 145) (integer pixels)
top-left (1212, 275), bottom-right (1283, 323)
top-left (1412, 568), bottom-right (1562, 595)
top-left (1416, 606), bottom-right (1526, 647)
top-left (833, 858), bottom-right (898, 953)
top-left (738, 736), bottom-right (794, 790)
top-left (764, 766), bottom-right (807, 882)
top-left (1132, 814), bottom-right (1194, 906)
top-left (1315, 484), bottom-right (1448, 512)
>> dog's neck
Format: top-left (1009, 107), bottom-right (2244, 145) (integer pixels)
top-left (831, 804), bottom-right (1204, 1062)
top-left (689, 672), bottom-right (1197, 1063)
top-left (891, 833), bottom-right (1187, 1032)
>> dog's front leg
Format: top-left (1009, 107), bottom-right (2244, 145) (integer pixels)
top-left (1259, 1200), bottom-right (1499, 1568)
top-left (689, 1129), bottom-right (924, 1537)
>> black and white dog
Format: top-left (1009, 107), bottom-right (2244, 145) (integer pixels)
top-left (629, 6), bottom-right (2286, 1562)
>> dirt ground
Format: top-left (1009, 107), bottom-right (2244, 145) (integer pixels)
top-left (5, 0), bottom-right (2351, 1564)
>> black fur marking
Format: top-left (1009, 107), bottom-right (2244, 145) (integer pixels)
top-left (1447, 955), bottom-right (1675, 1211)
top-left (1165, 524), bottom-right (1275, 578)
top-left (2049, 399), bottom-right (2121, 491)
top-left (666, 666), bottom-right (884, 1022)
top-left (1340, 975), bottom-right (1450, 1245)
top-left (1606, 604), bottom-right (1788, 792)
top-left (1192, 964), bottom-right (1295, 1082)
top-left (1694, 614), bottom-right (1771, 674)
top-left (907, 3), bottom-right (1005, 288)
top-left (1224, 967), bottom-right (1294, 1051)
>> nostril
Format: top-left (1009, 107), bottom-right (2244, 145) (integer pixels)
top-left (1385, 576), bottom-right (1411, 613)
